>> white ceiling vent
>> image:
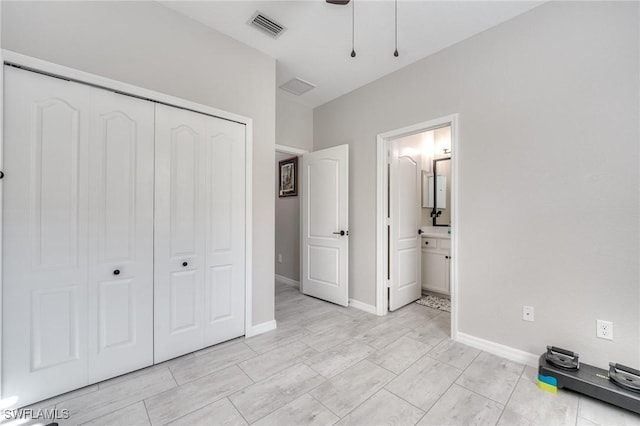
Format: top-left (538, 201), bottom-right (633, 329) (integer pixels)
top-left (279, 78), bottom-right (316, 96)
top-left (248, 12), bottom-right (286, 39)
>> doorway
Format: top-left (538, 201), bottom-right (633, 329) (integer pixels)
top-left (274, 145), bottom-right (307, 290)
top-left (376, 115), bottom-right (459, 339)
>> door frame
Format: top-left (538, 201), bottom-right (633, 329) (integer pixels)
top-left (0, 50), bottom-right (256, 383)
top-left (274, 144), bottom-right (308, 292)
top-left (375, 114), bottom-right (459, 338)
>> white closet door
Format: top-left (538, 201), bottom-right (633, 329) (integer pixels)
top-left (154, 104), bottom-right (245, 363)
top-left (3, 67), bottom-right (155, 406)
top-left (203, 117), bottom-right (245, 346)
top-left (87, 90), bottom-right (154, 382)
top-left (3, 66), bottom-right (91, 405)
top-left (154, 105), bottom-right (206, 362)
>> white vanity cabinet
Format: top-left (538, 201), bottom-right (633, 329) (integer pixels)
top-left (421, 235), bottom-right (451, 295)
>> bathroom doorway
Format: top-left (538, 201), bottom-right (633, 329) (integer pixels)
top-left (375, 115), bottom-right (459, 338)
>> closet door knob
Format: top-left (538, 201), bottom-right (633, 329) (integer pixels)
top-left (182, 261), bottom-right (188, 267)
top-left (113, 269), bottom-right (120, 276)
top-left (445, 256), bottom-right (449, 259)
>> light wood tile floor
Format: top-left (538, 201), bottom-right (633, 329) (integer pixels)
top-left (12, 281), bottom-right (640, 426)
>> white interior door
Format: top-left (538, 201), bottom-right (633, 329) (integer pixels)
top-left (301, 145), bottom-right (349, 306)
top-left (154, 104), bottom-right (245, 363)
top-left (3, 66), bottom-right (91, 406)
top-left (87, 89), bottom-right (154, 382)
top-left (389, 142), bottom-right (422, 311)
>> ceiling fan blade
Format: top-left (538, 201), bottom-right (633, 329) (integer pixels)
top-left (326, 0), bottom-right (350, 5)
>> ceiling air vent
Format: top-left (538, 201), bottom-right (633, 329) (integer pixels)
top-left (280, 78), bottom-right (316, 96)
top-left (248, 12), bottom-right (286, 39)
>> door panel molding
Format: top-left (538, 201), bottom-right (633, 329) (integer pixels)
top-left (301, 145), bottom-right (349, 307)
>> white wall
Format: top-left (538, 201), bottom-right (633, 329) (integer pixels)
top-left (314, 1), bottom-right (639, 367)
top-left (276, 92), bottom-right (313, 151)
top-left (1, 1), bottom-right (276, 327)
top-left (275, 152), bottom-right (301, 281)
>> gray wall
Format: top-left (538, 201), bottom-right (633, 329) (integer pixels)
top-left (2, 1), bottom-right (276, 326)
top-left (276, 92), bottom-right (313, 151)
top-left (314, 1), bottom-right (639, 367)
top-left (275, 152), bottom-right (301, 282)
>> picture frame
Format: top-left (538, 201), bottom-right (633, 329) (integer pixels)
top-left (278, 156), bottom-right (298, 197)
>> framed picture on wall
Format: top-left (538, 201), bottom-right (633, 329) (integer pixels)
top-left (279, 156), bottom-right (298, 197)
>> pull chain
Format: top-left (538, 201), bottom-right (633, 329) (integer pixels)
top-left (394, 0), bottom-right (399, 57)
top-left (351, 0), bottom-right (356, 57)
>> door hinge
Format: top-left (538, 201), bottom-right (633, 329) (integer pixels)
top-left (386, 279), bottom-right (392, 288)
top-left (386, 151), bottom-right (392, 165)
top-left (385, 217), bottom-right (391, 226)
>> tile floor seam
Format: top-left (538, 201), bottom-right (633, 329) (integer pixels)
top-left (417, 370), bottom-right (463, 422)
top-left (227, 396), bottom-right (252, 425)
top-left (575, 396), bottom-right (583, 426)
top-left (368, 359), bottom-right (403, 377)
top-left (236, 367), bottom-right (328, 424)
top-left (165, 365), bottom-right (179, 388)
top-left (306, 391), bottom-right (338, 420)
top-left (380, 350), bottom-right (438, 382)
top-left (335, 388), bottom-right (402, 422)
top-left (235, 362), bottom-right (256, 385)
top-left (490, 358), bottom-right (527, 411)
top-left (139, 400), bottom-right (152, 426)
top-left (383, 383), bottom-right (438, 416)
top-left (454, 381), bottom-right (511, 407)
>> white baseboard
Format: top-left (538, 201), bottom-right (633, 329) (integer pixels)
top-left (349, 298), bottom-right (377, 315)
top-left (456, 332), bottom-right (538, 367)
top-left (246, 320), bottom-right (277, 338)
top-left (275, 274), bottom-right (300, 287)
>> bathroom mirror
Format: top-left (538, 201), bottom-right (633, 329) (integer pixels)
top-left (432, 157), bottom-right (451, 226)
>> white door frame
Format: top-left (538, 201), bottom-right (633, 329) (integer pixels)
top-left (375, 114), bottom-right (459, 339)
top-left (0, 50), bottom-right (256, 384)
top-left (274, 144), bottom-right (308, 292)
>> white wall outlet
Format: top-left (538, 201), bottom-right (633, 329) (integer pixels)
top-left (522, 305), bottom-right (534, 322)
top-left (596, 320), bottom-right (613, 340)
top-left (277, 253), bottom-right (283, 263)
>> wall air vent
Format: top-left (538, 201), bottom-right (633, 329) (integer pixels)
top-left (279, 78), bottom-right (316, 96)
top-left (248, 12), bottom-right (287, 39)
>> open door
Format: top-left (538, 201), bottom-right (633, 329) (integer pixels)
top-left (301, 145), bottom-right (349, 306)
top-left (389, 142), bottom-right (422, 311)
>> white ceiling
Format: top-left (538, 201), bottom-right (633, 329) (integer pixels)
top-left (160, 0), bottom-right (543, 108)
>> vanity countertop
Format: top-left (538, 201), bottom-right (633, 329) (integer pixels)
top-left (420, 228), bottom-right (451, 239)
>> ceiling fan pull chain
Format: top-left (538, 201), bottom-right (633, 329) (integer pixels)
top-left (351, 0), bottom-right (356, 57)
top-left (394, 0), bottom-right (399, 57)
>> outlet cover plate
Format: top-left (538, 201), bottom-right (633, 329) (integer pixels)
top-left (597, 320), bottom-right (613, 340)
top-left (522, 305), bottom-right (534, 322)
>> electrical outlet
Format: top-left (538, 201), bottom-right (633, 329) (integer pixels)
top-left (277, 253), bottom-right (283, 263)
top-left (522, 305), bottom-right (534, 322)
top-left (597, 320), bottom-right (613, 340)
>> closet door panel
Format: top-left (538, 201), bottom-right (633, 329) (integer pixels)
top-left (204, 119), bottom-right (245, 345)
top-left (3, 66), bottom-right (91, 406)
top-left (87, 90), bottom-right (154, 382)
top-left (154, 104), bottom-right (206, 363)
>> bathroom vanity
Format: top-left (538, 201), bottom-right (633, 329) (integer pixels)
top-left (421, 231), bottom-right (451, 296)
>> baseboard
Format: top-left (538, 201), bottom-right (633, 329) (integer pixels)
top-left (275, 274), bottom-right (300, 287)
top-left (456, 332), bottom-right (538, 367)
top-left (349, 298), bottom-right (377, 315)
top-left (246, 320), bottom-right (277, 338)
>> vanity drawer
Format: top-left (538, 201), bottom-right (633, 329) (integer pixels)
top-left (440, 239), bottom-right (451, 250)
top-left (422, 238), bottom-right (438, 248)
